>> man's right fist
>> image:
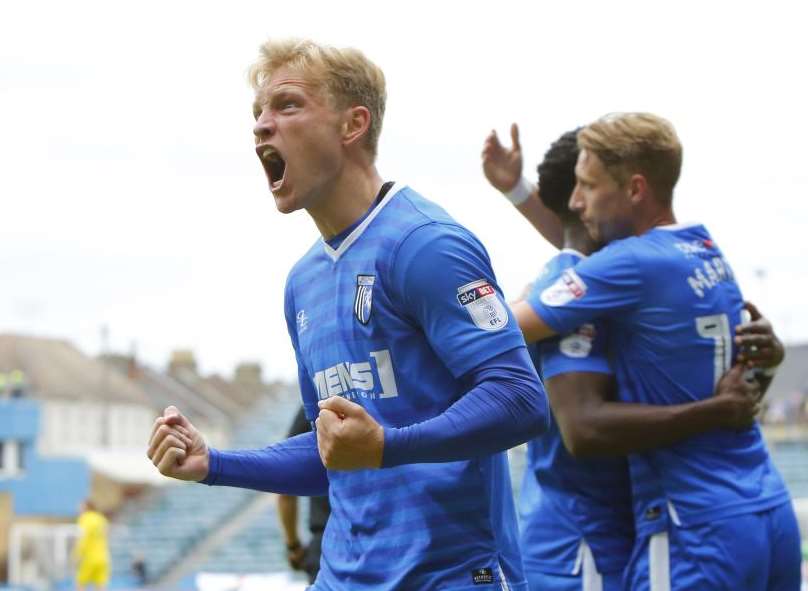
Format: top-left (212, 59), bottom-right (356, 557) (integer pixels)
top-left (147, 406), bottom-right (210, 482)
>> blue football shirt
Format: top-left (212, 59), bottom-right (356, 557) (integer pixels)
top-left (531, 223), bottom-right (790, 536)
top-left (284, 183), bottom-right (530, 591)
top-left (520, 249), bottom-right (634, 576)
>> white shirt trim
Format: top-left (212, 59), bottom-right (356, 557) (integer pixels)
top-left (581, 540), bottom-right (604, 591)
top-left (655, 221), bottom-right (701, 231)
top-left (648, 531), bottom-right (671, 591)
top-left (321, 182), bottom-right (406, 262)
top-left (667, 500), bottom-right (682, 526)
top-left (497, 562), bottom-right (511, 591)
top-left (572, 540), bottom-right (584, 575)
top-left (560, 247), bottom-right (588, 259)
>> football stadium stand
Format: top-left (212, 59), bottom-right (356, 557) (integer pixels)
top-left (107, 390), bottom-right (300, 586)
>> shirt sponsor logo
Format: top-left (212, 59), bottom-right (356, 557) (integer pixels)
top-left (456, 279), bottom-right (508, 331)
top-left (354, 275), bottom-right (375, 325)
top-left (312, 349), bottom-right (399, 401)
top-left (540, 269), bottom-right (587, 307)
top-left (559, 323), bottom-right (596, 358)
top-left (674, 240), bottom-right (710, 257)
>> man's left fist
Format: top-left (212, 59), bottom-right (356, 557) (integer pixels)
top-left (315, 396), bottom-right (384, 470)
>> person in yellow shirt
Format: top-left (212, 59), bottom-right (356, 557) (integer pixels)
top-left (74, 500), bottom-right (110, 591)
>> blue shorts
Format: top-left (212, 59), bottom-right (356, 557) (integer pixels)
top-left (625, 501), bottom-right (802, 590)
top-left (526, 569), bottom-right (622, 591)
top-left (526, 541), bottom-right (624, 591)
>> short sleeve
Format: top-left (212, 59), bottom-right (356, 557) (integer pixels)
top-left (538, 320), bottom-right (612, 380)
top-left (525, 255), bottom-right (613, 379)
top-left (391, 223), bottom-right (526, 378)
top-left (528, 241), bottom-right (643, 335)
top-left (284, 278), bottom-right (320, 422)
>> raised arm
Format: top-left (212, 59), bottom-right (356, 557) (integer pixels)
top-left (203, 431), bottom-right (328, 495)
top-left (316, 346), bottom-right (547, 469)
top-left (314, 224), bottom-right (549, 470)
top-left (147, 405), bottom-right (329, 496)
top-left (481, 123), bottom-right (563, 248)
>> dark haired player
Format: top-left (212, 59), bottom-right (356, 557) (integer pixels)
top-left (483, 126), bottom-right (779, 591)
top-left (486, 113), bottom-right (798, 590)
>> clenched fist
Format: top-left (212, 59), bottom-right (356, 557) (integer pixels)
top-left (147, 406), bottom-right (209, 481)
top-left (315, 396), bottom-right (384, 470)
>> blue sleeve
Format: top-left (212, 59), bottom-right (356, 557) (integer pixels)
top-left (392, 223), bottom-right (527, 377)
top-left (284, 277), bottom-right (320, 422)
top-left (200, 431), bottom-right (329, 496)
top-left (526, 257), bottom-right (612, 379)
top-left (529, 241), bottom-right (644, 335)
top-left (538, 323), bottom-right (612, 379)
top-left (381, 347), bottom-right (549, 466)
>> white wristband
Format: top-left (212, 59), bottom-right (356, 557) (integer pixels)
top-left (759, 365), bottom-right (778, 378)
top-left (503, 176), bottom-right (536, 206)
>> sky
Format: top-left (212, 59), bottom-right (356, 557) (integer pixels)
top-left (2, 0), bottom-right (807, 381)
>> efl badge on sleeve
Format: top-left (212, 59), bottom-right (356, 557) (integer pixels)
top-left (540, 268), bottom-right (588, 307)
top-left (354, 275), bottom-right (375, 325)
top-left (456, 279), bottom-right (509, 331)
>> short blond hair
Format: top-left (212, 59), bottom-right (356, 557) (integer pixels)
top-left (578, 112), bottom-right (683, 199)
top-left (249, 38), bottom-right (386, 159)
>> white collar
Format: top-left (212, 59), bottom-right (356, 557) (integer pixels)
top-left (655, 221), bottom-right (701, 231)
top-left (321, 182), bottom-right (406, 262)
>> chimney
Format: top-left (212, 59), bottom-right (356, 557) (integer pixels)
top-left (169, 350), bottom-right (198, 376)
top-left (234, 362), bottom-right (262, 386)
top-left (125, 340), bottom-right (139, 379)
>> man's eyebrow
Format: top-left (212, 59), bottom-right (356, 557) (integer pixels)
top-left (254, 88), bottom-right (289, 108)
top-left (575, 167), bottom-right (592, 182)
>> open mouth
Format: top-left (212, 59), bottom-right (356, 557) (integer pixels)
top-left (259, 146), bottom-right (287, 191)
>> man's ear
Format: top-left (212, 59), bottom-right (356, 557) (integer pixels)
top-left (342, 106), bottom-right (371, 149)
top-left (628, 173), bottom-right (649, 205)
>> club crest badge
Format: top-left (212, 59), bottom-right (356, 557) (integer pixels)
top-left (354, 275), bottom-right (375, 325)
top-left (559, 323), bottom-right (596, 358)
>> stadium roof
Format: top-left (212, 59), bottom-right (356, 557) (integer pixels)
top-left (100, 353), bottom-right (282, 427)
top-left (0, 333), bottom-right (151, 405)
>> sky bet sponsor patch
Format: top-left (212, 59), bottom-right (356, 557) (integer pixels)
top-left (457, 279), bottom-right (508, 331)
top-left (540, 268), bottom-right (587, 307)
